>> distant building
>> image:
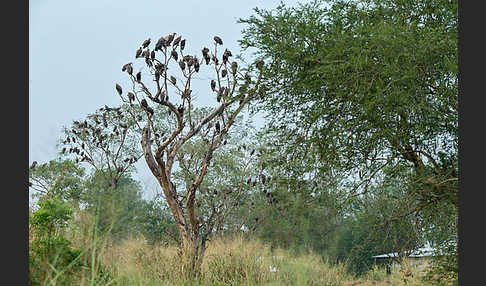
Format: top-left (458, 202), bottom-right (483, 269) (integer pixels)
top-left (371, 243), bottom-right (438, 272)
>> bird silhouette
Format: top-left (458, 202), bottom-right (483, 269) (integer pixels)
top-left (136, 72), bottom-right (141, 82)
top-left (214, 36), bottom-right (223, 45)
top-left (142, 38), bottom-right (151, 48)
top-left (116, 84), bottom-right (122, 95)
top-left (136, 47), bottom-right (142, 58)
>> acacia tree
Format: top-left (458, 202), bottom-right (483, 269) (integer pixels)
top-left (114, 33), bottom-right (264, 271)
top-left (239, 0), bottom-right (458, 266)
top-left (60, 105), bottom-right (142, 190)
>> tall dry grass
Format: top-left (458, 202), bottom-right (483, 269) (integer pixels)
top-left (37, 211), bottom-right (433, 285)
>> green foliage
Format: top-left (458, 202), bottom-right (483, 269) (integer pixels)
top-left (83, 170), bottom-right (147, 242)
top-left (29, 158), bottom-right (86, 204)
top-left (239, 0), bottom-right (457, 279)
top-left (29, 196), bottom-right (83, 285)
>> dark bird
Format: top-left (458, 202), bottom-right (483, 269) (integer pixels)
top-left (155, 37), bottom-right (165, 51)
top-left (151, 50), bottom-right (155, 60)
top-left (202, 47), bottom-right (209, 57)
top-left (214, 36), bottom-right (223, 45)
top-left (122, 63), bottom-right (130, 72)
top-left (126, 64), bottom-right (133, 75)
top-left (223, 139), bottom-right (227, 145)
top-left (136, 72), bottom-right (141, 82)
top-left (136, 47), bottom-right (142, 58)
top-left (177, 105), bottom-right (184, 116)
top-left (173, 35), bottom-right (182, 47)
top-left (141, 99), bottom-right (148, 108)
top-left (256, 60), bottom-right (264, 70)
top-left (194, 59), bottom-right (200, 72)
top-left (165, 33), bottom-right (175, 45)
top-left (30, 161), bottom-right (38, 169)
top-left (224, 49), bottom-right (232, 57)
top-left (231, 61), bottom-right (238, 74)
top-left (62, 147), bottom-right (66, 153)
top-left (81, 143), bottom-right (85, 149)
top-left (204, 55), bottom-right (210, 65)
top-left (171, 50), bottom-right (178, 61)
top-left (221, 69), bottom-right (227, 78)
top-left (178, 60), bottom-right (185, 71)
top-left (180, 39), bottom-right (186, 50)
top-left (127, 92), bottom-right (135, 102)
top-left (211, 80), bottom-right (216, 91)
top-left (215, 121), bottom-right (220, 133)
top-left (116, 84), bottom-right (122, 95)
top-left (247, 178), bottom-right (251, 185)
top-left (146, 106), bottom-right (154, 116)
top-left (170, 76), bottom-right (176, 85)
top-left (250, 149), bottom-right (255, 156)
top-left (142, 38), bottom-right (151, 48)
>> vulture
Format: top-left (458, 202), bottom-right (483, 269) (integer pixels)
top-left (151, 50), bottom-right (156, 60)
top-left (136, 72), bottom-right (142, 82)
top-left (30, 161), bottom-right (38, 169)
top-left (170, 76), bottom-right (177, 85)
top-left (116, 84), bottom-right (122, 95)
top-left (127, 92), bottom-right (135, 102)
top-left (178, 60), bottom-right (185, 71)
top-left (177, 105), bottom-right (184, 116)
top-left (224, 49), bottom-right (232, 57)
top-left (126, 64), bottom-right (133, 75)
top-left (213, 36), bottom-right (223, 45)
top-left (210, 80), bottom-right (216, 91)
top-left (250, 149), bottom-right (255, 156)
top-left (202, 47), bottom-right (209, 57)
top-left (180, 39), bottom-right (186, 50)
top-left (165, 33), bottom-right (175, 45)
top-left (141, 99), bottom-right (148, 108)
top-left (146, 106), bottom-right (154, 116)
top-left (142, 38), bottom-right (151, 48)
top-left (136, 47), bottom-right (142, 58)
top-left (173, 35), bottom-right (182, 47)
top-left (256, 60), bottom-right (264, 70)
top-left (194, 59), bottom-right (200, 72)
top-left (62, 147), bottom-right (66, 154)
top-left (221, 69), bottom-right (227, 78)
top-left (223, 139), bottom-right (227, 145)
top-left (155, 37), bottom-right (165, 51)
top-left (171, 50), bottom-right (178, 61)
top-left (215, 121), bottom-right (220, 133)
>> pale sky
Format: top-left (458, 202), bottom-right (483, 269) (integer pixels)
top-left (29, 0), bottom-right (310, 199)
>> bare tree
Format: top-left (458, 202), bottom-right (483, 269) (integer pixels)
top-left (114, 33), bottom-right (264, 273)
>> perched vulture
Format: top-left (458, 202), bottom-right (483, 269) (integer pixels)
top-left (215, 121), bottom-right (220, 133)
top-left (194, 59), bottom-right (200, 72)
top-left (116, 84), bottom-right (122, 95)
top-left (256, 60), bottom-right (264, 70)
top-left (171, 50), bottom-right (178, 61)
top-left (141, 99), bottom-right (148, 108)
top-left (231, 62), bottom-right (238, 74)
top-left (213, 36), bottom-right (223, 45)
top-left (178, 60), bottom-right (185, 71)
top-left (136, 72), bottom-right (141, 82)
top-left (210, 80), bottom-right (216, 91)
top-left (165, 33), bottom-right (175, 45)
top-left (126, 64), bottom-right (133, 75)
top-left (127, 92), bottom-right (135, 102)
top-left (142, 38), bottom-right (151, 48)
top-left (146, 106), bottom-right (154, 116)
top-left (170, 76), bottom-right (177, 85)
top-left (224, 49), bottom-right (232, 57)
top-left (30, 161), bottom-right (38, 169)
top-left (221, 69), bottom-right (227, 78)
top-left (250, 149), bottom-right (255, 156)
top-left (223, 139), bottom-right (227, 145)
top-left (136, 47), bottom-right (142, 58)
top-left (202, 47), bottom-right (209, 57)
top-left (177, 105), bottom-right (184, 116)
top-left (151, 50), bottom-right (156, 60)
top-left (180, 39), bottom-right (186, 50)
top-left (173, 35), bottom-right (182, 47)
top-left (155, 37), bottom-right (165, 51)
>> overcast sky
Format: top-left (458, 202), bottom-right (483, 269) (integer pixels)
top-left (29, 0), bottom-right (310, 200)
